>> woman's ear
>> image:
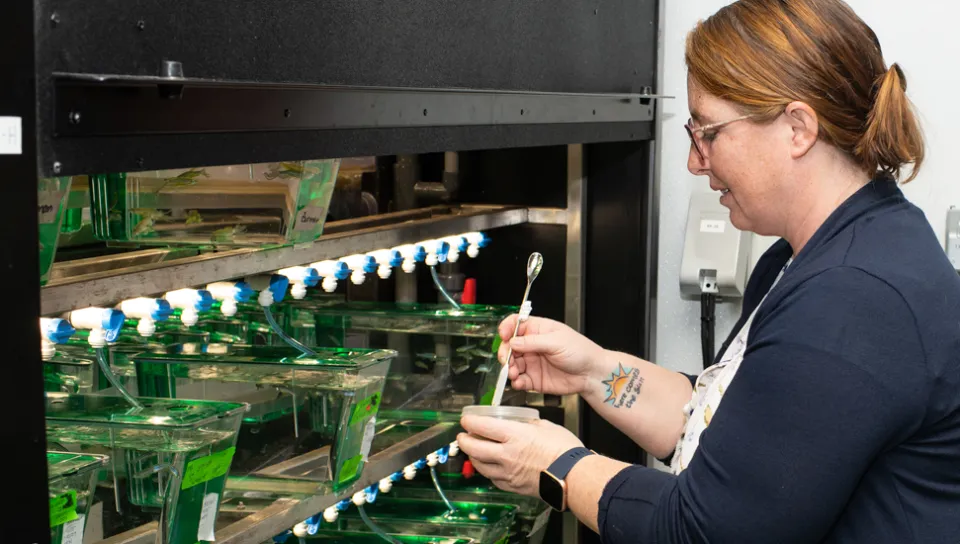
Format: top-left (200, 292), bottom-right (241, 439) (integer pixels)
top-left (783, 101), bottom-right (819, 159)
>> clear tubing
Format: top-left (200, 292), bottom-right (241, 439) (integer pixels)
top-left (358, 505), bottom-right (403, 544)
top-left (431, 466), bottom-right (457, 515)
top-left (430, 266), bottom-right (461, 309)
top-left (95, 347), bottom-right (143, 409)
top-left (262, 306), bottom-right (316, 357)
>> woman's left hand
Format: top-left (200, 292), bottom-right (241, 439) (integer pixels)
top-left (458, 415), bottom-right (584, 497)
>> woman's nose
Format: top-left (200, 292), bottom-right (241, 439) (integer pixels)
top-left (687, 145), bottom-right (709, 176)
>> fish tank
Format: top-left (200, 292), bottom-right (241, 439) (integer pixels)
top-left (43, 348), bottom-right (100, 394)
top-left (298, 531), bottom-right (475, 543)
top-left (45, 393), bottom-right (247, 544)
top-left (393, 473), bottom-right (551, 544)
top-left (89, 159), bottom-right (340, 247)
top-left (225, 295), bottom-right (345, 347)
top-left (47, 452), bottom-right (109, 544)
top-left (308, 303), bottom-right (516, 412)
top-left (336, 498), bottom-right (516, 544)
top-left (39, 176), bottom-right (72, 285)
top-left (130, 344), bottom-right (395, 488)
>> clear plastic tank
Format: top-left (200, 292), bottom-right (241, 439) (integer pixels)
top-left (45, 394), bottom-right (247, 544)
top-left (130, 344), bottom-right (395, 488)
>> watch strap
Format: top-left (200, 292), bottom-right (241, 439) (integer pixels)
top-left (545, 447), bottom-right (595, 480)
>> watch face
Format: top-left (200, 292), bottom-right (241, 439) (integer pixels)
top-left (539, 471), bottom-right (566, 512)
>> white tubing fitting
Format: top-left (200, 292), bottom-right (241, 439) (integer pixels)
top-left (449, 441), bottom-right (460, 457)
top-left (41, 338), bottom-right (56, 359)
top-left (403, 464), bottom-right (418, 480)
top-left (40, 318), bottom-right (74, 358)
top-left (323, 506), bottom-right (339, 523)
top-left (311, 260), bottom-right (349, 292)
top-left (393, 244), bottom-right (423, 274)
top-left (118, 297), bottom-right (171, 338)
top-left (368, 249), bottom-right (401, 279)
top-left (66, 307), bottom-right (124, 346)
top-left (441, 235), bottom-right (468, 263)
top-left (88, 327), bottom-right (107, 349)
top-left (292, 523), bottom-right (308, 538)
top-left (379, 477), bottom-right (394, 493)
top-left (427, 452), bottom-right (440, 468)
top-left (163, 289), bottom-right (211, 326)
top-left (351, 491), bottom-right (367, 506)
top-left (420, 239), bottom-right (449, 267)
top-left (463, 232), bottom-right (488, 258)
top-left (257, 289), bottom-right (275, 307)
top-left (277, 266), bottom-right (319, 299)
top-left (207, 281), bottom-right (253, 316)
top-left (343, 254), bottom-right (375, 285)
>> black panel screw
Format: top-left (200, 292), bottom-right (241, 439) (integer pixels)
top-left (136, 157), bottom-right (145, 168)
top-left (136, 20), bottom-right (145, 31)
top-left (50, 12), bottom-right (60, 26)
top-left (283, 109), bottom-right (291, 118)
top-left (423, 109), bottom-right (428, 116)
top-left (52, 162), bottom-right (62, 174)
top-left (68, 111), bottom-right (81, 125)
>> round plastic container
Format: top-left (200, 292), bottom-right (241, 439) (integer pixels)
top-left (461, 405), bottom-right (541, 422)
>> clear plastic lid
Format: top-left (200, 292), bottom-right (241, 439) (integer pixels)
top-left (45, 393), bottom-right (248, 428)
top-left (461, 405), bottom-right (540, 422)
top-left (47, 452), bottom-right (109, 480)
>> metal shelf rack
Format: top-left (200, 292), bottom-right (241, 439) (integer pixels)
top-left (3, 1), bottom-right (663, 543)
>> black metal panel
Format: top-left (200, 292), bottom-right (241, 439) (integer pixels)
top-left (581, 140), bottom-right (653, 544)
top-left (457, 146), bottom-right (569, 208)
top-left (35, 0), bottom-right (659, 175)
top-left (458, 224), bottom-right (566, 322)
top-left (0, 0), bottom-right (52, 540)
top-left (44, 122), bottom-right (653, 177)
top-left (38, 0), bottom-right (657, 93)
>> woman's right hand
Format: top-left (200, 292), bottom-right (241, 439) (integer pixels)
top-left (497, 315), bottom-right (605, 396)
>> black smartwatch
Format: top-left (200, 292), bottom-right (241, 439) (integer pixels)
top-left (539, 447), bottom-right (595, 512)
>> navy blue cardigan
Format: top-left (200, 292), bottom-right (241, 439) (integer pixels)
top-left (598, 178), bottom-right (960, 543)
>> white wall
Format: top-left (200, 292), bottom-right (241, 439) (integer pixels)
top-left (655, 0), bottom-right (960, 375)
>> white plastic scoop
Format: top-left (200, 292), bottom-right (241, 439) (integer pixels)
top-left (491, 252), bottom-right (543, 406)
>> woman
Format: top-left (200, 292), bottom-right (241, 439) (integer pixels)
top-left (457, 0), bottom-right (960, 542)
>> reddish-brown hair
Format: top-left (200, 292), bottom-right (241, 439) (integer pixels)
top-left (686, 0), bottom-right (924, 182)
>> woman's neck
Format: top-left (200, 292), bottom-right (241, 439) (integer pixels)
top-left (781, 164), bottom-right (870, 256)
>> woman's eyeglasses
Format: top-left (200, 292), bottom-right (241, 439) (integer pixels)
top-left (685, 115), bottom-right (755, 162)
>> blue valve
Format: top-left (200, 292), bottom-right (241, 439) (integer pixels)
top-left (304, 513), bottom-right (322, 535)
top-left (438, 446), bottom-right (450, 464)
top-left (390, 471), bottom-right (404, 482)
top-left (414, 458), bottom-right (428, 470)
top-left (365, 483), bottom-right (380, 504)
top-left (235, 281), bottom-right (255, 302)
top-left (269, 274), bottom-right (291, 303)
top-left (336, 498), bottom-right (352, 511)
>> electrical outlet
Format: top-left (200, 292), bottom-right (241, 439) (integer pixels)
top-left (946, 208), bottom-right (960, 270)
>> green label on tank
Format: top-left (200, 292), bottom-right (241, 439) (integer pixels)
top-left (350, 392), bottom-right (381, 426)
top-left (492, 334), bottom-right (502, 355)
top-left (49, 490), bottom-right (78, 527)
top-left (181, 447), bottom-right (236, 490)
top-left (479, 388), bottom-right (495, 406)
top-left (338, 454), bottom-right (364, 485)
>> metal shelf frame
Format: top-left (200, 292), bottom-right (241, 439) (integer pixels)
top-left (5, 1), bottom-right (663, 542)
top-left (41, 204), bottom-right (540, 314)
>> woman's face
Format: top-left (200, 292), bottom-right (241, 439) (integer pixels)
top-left (686, 76), bottom-right (792, 235)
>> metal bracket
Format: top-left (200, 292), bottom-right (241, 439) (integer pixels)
top-left (53, 73), bottom-right (664, 136)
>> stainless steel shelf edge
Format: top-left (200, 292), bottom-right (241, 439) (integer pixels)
top-left (216, 422), bottom-right (458, 544)
top-left (41, 205), bottom-right (527, 314)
